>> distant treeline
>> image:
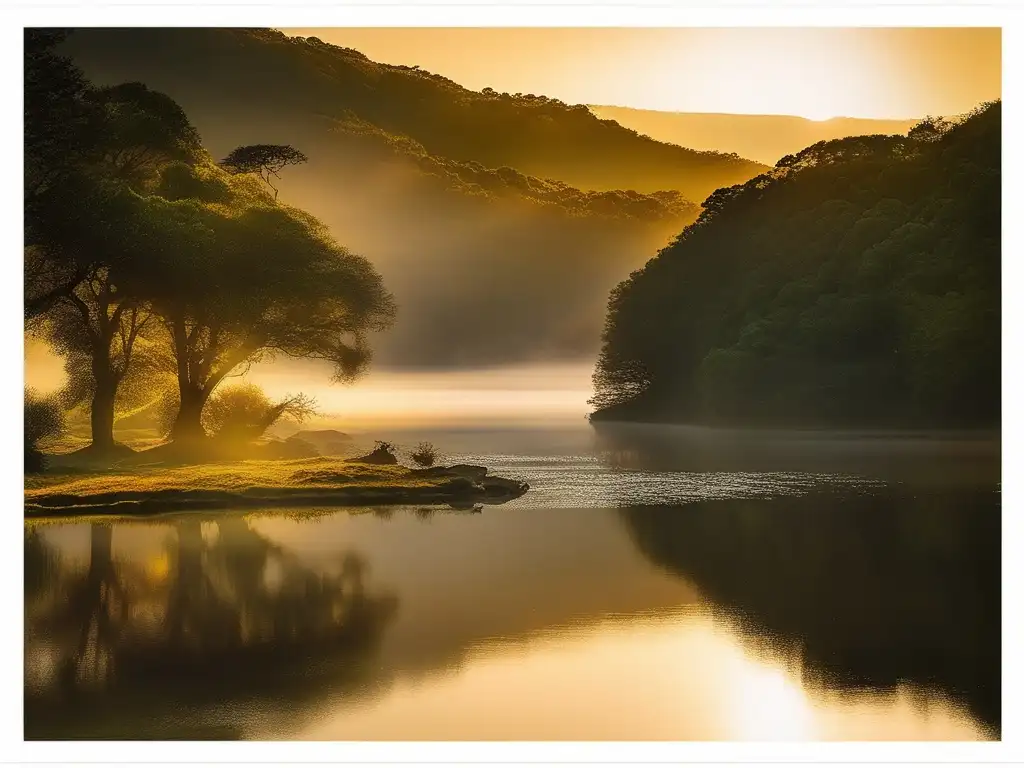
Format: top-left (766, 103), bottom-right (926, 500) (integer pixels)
top-left (592, 102), bottom-right (1000, 428)
top-left (333, 113), bottom-right (698, 223)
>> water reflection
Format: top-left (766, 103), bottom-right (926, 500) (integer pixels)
top-left (296, 609), bottom-right (990, 741)
top-left (24, 415), bottom-right (1001, 743)
top-left (25, 488), bottom-right (998, 740)
top-left (620, 490), bottom-right (1001, 734)
top-left (593, 421), bottom-right (1001, 488)
top-left (24, 518), bottom-right (397, 739)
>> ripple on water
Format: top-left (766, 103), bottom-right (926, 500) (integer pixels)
top-left (445, 454), bottom-right (885, 508)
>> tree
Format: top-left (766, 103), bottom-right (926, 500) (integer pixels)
top-left (32, 165), bottom-right (203, 452)
top-left (220, 144), bottom-right (308, 199)
top-left (24, 29), bottom-right (96, 320)
top-left (25, 34), bottom-right (204, 321)
top-left (27, 55), bottom-right (209, 450)
top-left (152, 200), bottom-right (395, 441)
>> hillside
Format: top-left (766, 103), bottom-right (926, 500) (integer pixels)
top-left (589, 105), bottom-right (918, 166)
top-left (59, 28), bottom-right (761, 368)
top-left (60, 28), bottom-right (766, 199)
top-left (591, 102), bottom-right (1000, 428)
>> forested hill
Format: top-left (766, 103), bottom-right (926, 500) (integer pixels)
top-left (59, 28), bottom-right (766, 200)
top-left (591, 102), bottom-right (1000, 428)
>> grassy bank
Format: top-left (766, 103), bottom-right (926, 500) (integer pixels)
top-left (25, 456), bottom-right (528, 516)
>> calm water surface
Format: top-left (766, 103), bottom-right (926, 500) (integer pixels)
top-left (24, 425), bottom-right (1001, 740)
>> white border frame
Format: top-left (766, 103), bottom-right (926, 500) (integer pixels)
top-left (1, 1), bottom-right (1019, 763)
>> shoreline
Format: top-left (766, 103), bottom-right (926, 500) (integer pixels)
top-left (24, 459), bottom-right (530, 519)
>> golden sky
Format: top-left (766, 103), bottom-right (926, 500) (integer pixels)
top-left (283, 27), bottom-right (1000, 121)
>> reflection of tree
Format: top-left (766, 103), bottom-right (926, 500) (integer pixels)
top-left (24, 528), bottom-right (59, 605)
top-left (28, 525), bottom-right (135, 693)
top-left (25, 516), bottom-right (398, 739)
top-left (619, 490), bottom-right (1001, 733)
top-left (593, 421), bottom-right (1002, 487)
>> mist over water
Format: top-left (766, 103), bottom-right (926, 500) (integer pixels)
top-left (249, 360), bottom-right (596, 431)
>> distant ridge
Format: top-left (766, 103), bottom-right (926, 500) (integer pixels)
top-left (589, 105), bottom-right (919, 166)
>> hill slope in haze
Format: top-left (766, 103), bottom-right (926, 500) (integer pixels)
top-left (592, 102), bottom-right (1000, 428)
top-left (590, 105), bottom-right (919, 166)
top-left (61, 28), bottom-right (766, 199)
top-left (60, 27), bottom-right (756, 368)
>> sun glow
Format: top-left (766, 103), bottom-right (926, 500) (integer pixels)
top-left (648, 29), bottom-right (884, 121)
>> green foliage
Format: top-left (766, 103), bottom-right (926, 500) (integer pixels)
top-left (592, 102), bottom-right (1001, 428)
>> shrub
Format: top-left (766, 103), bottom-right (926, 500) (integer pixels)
top-left (410, 441), bottom-right (438, 467)
top-left (373, 440), bottom-right (397, 457)
top-left (25, 388), bottom-right (66, 473)
top-left (158, 383), bottom-right (317, 441)
top-left (203, 383), bottom-right (274, 438)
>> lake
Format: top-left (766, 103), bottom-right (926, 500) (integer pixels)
top-left (23, 423), bottom-right (1001, 740)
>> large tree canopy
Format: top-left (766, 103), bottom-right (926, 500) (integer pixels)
top-left (591, 101), bottom-right (1000, 429)
top-left (25, 44), bottom-right (204, 323)
top-left (142, 160), bottom-right (395, 440)
top-left (26, 31), bottom-right (395, 452)
top-left (26, 35), bottom-right (210, 450)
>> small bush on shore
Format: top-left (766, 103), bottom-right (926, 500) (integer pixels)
top-left (410, 442), bottom-right (438, 467)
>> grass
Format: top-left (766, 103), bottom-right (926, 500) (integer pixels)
top-left (26, 456), bottom-right (424, 496)
top-left (24, 456), bottom-right (523, 517)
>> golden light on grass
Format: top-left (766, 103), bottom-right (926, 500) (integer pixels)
top-left (24, 457), bottom-right (429, 502)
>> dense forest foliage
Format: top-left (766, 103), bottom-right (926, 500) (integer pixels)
top-left (59, 28), bottom-right (766, 199)
top-left (592, 102), bottom-right (1000, 427)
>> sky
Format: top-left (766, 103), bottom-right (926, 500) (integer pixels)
top-left (283, 27), bottom-right (1000, 121)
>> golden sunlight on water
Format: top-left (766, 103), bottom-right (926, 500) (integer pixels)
top-left (296, 610), bottom-right (987, 741)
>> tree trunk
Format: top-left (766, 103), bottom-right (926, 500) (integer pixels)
top-left (90, 378), bottom-right (117, 451)
top-left (89, 338), bottom-right (118, 451)
top-left (171, 386), bottom-right (209, 442)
